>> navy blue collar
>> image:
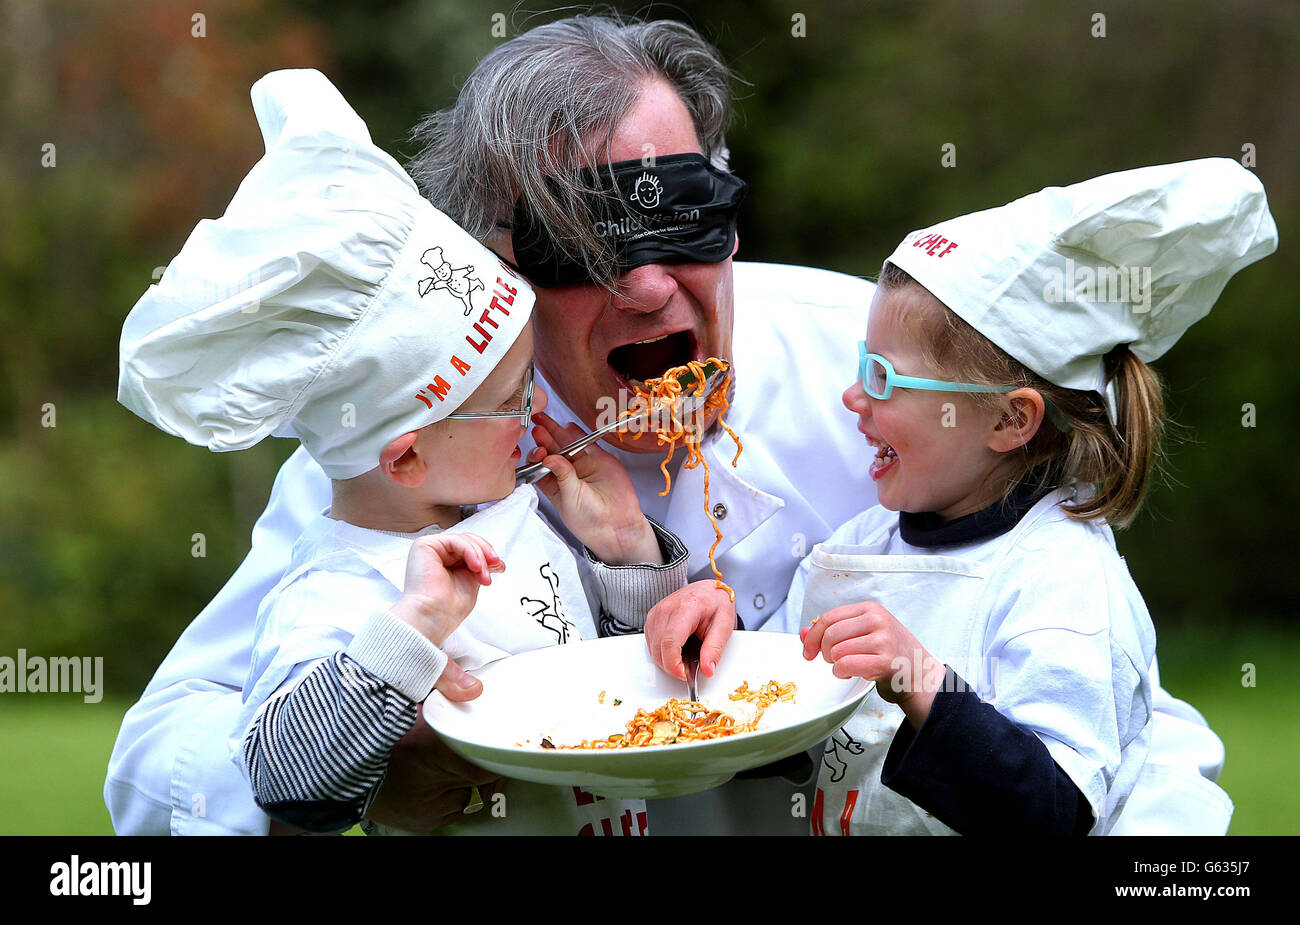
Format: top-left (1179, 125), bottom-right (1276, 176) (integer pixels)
top-left (898, 469), bottom-right (1058, 548)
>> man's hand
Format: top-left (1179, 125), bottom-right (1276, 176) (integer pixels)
top-left (364, 710), bottom-right (504, 833)
top-left (644, 580), bottom-right (737, 680)
top-left (526, 412), bottom-right (662, 566)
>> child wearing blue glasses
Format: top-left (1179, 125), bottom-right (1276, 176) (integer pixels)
top-left (649, 159), bottom-right (1274, 835)
top-left (117, 70), bottom-right (686, 835)
top-left (786, 159), bottom-right (1276, 835)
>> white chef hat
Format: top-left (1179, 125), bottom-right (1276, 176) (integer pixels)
top-left (886, 158), bottom-right (1277, 419)
top-left (118, 69), bottom-right (534, 479)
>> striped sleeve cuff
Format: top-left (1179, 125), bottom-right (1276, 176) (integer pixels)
top-left (242, 652), bottom-right (418, 832)
top-left (345, 609), bottom-right (448, 702)
top-left (585, 519), bottom-right (688, 630)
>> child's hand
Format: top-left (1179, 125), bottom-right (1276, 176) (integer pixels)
top-left (391, 533), bottom-right (504, 646)
top-left (644, 580), bottom-right (737, 681)
top-left (801, 601), bottom-right (948, 729)
top-left (527, 411), bottom-right (661, 566)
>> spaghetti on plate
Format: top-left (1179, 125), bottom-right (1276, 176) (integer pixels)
top-left (554, 680), bottom-right (796, 750)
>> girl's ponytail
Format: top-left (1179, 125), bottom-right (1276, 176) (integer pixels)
top-left (1061, 346), bottom-right (1164, 528)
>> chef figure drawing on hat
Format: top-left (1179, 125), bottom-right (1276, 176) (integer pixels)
top-left (418, 245), bottom-right (485, 316)
top-left (118, 69), bottom-right (689, 835)
top-left (646, 157), bottom-right (1277, 835)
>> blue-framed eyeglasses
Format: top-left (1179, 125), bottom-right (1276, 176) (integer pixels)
top-left (858, 343), bottom-right (1015, 400)
top-left (444, 364), bottom-right (534, 426)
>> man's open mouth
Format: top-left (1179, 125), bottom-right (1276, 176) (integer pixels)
top-left (607, 330), bottom-right (698, 391)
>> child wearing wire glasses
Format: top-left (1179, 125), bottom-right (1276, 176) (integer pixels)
top-left (118, 70), bottom-right (685, 835)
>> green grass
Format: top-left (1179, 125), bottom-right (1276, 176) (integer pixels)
top-left (0, 696), bottom-right (125, 835)
top-left (1149, 621), bottom-right (1300, 836)
top-left (2, 622), bottom-right (1296, 835)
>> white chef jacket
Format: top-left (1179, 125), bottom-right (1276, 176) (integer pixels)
top-left (242, 487), bottom-right (596, 705)
top-left (786, 490), bottom-right (1155, 835)
top-left (103, 260), bottom-right (878, 834)
top-left (238, 485), bottom-right (651, 835)
top-left (104, 261), bottom-right (1228, 835)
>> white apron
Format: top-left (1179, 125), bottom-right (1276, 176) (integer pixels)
top-left (799, 494), bottom-right (1201, 836)
top-left (801, 522), bottom-right (990, 836)
top-left (368, 487), bottom-right (647, 836)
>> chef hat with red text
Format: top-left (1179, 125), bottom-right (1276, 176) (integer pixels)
top-left (118, 69), bottom-right (533, 479)
top-left (886, 158), bottom-right (1276, 419)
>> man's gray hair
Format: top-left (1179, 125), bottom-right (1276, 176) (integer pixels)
top-left (407, 13), bottom-right (736, 287)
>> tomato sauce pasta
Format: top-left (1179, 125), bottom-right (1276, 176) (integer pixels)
top-left (559, 680), bottom-right (796, 749)
top-left (628, 358), bottom-right (743, 600)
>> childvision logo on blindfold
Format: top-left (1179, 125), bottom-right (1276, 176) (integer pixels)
top-left (595, 161), bottom-right (702, 240)
top-left (511, 153), bottom-right (747, 288)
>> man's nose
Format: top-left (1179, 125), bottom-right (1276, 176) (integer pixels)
top-left (532, 383), bottom-right (549, 417)
top-left (610, 262), bottom-right (677, 314)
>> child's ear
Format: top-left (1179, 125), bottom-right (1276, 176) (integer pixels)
top-left (990, 389), bottom-right (1045, 452)
top-left (380, 431), bottom-right (428, 487)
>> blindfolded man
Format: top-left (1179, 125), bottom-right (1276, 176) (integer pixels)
top-left (107, 13), bottom-right (1230, 836)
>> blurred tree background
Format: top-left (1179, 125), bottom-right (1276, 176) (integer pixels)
top-left (0, 0), bottom-right (1297, 831)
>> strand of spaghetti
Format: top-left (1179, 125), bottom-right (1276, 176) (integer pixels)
top-left (657, 437), bottom-right (676, 496)
top-left (629, 359), bottom-right (742, 599)
top-left (719, 420), bottom-right (742, 467)
top-left (706, 381), bottom-right (743, 466)
top-left (696, 378), bottom-right (737, 593)
top-left (698, 450), bottom-right (732, 600)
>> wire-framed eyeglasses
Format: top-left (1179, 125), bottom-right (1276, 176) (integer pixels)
top-left (444, 364), bottom-right (535, 426)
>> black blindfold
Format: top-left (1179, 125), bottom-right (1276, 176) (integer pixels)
top-left (511, 153), bottom-right (746, 287)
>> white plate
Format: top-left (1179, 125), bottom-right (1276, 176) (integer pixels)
top-left (421, 632), bottom-right (873, 799)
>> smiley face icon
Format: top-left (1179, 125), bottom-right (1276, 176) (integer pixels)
top-left (629, 171), bottom-right (663, 210)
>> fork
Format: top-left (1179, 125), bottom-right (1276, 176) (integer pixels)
top-left (682, 634), bottom-right (703, 703)
top-left (514, 361), bottom-right (728, 485)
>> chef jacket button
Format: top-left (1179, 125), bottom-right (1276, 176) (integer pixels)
top-left (753, 593), bottom-right (766, 610)
top-left (712, 503), bottom-right (727, 520)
